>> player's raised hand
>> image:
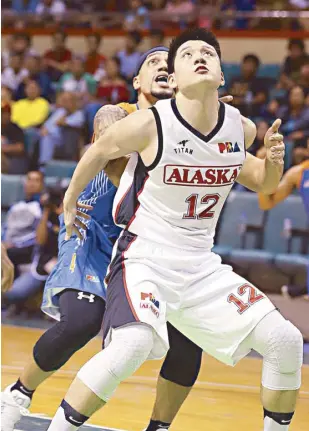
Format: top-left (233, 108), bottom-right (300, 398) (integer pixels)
top-left (64, 198), bottom-right (92, 240)
top-left (219, 95), bottom-right (233, 104)
top-left (264, 119), bottom-right (285, 166)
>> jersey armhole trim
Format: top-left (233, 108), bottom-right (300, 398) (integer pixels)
top-left (147, 106), bottom-right (163, 171)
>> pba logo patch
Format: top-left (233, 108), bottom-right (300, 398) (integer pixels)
top-left (69, 253), bottom-right (76, 273)
top-left (86, 274), bottom-right (100, 283)
top-left (140, 292), bottom-right (160, 318)
top-left (218, 142), bottom-right (241, 154)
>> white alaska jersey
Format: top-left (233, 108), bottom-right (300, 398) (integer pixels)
top-left (113, 99), bottom-right (246, 250)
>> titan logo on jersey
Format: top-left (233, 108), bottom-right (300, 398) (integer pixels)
top-left (164, 164), bottom-right (242, 187)
top-left (218, 142), bottom-right (241, 154)
top-left (174, 139), bottom-right (194, 155)
top-left (140, 292), bottom-right (160, 318)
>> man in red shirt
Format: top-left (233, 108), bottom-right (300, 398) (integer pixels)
top-left (43, 31), bottom-right (72, 82)
top-left (84, 33), bottom-right (106, 78)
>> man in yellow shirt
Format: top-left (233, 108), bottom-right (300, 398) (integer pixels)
top-left (11, 80), bottom-right (49, 130)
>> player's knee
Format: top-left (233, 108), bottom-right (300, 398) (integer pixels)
top-left (267, 320), bottom-right (303, 374)
top-left (60, 316), bottom-right (102, 345)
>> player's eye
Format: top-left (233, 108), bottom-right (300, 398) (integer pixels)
top-left (183, 52), bottom-right (192, 58)
top-left (149, 59), bottom-right (157, 65)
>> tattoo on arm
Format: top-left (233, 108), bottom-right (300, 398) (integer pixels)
top-left (93, 105), bottom-right (129, 139)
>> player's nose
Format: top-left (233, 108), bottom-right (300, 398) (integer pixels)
top-left (157, 63), bottom-right (168, 73)
top-left (194, 56), bottom-right (206, 66)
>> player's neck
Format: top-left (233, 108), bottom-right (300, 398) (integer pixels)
top-left (138, 93), bottom-right (157, 109)
top-left (175, 90), bottom-right (219, 136)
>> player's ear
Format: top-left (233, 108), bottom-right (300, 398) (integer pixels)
top-left (168, 73), bottom-right (177, 90)
top-left (133, 75), bottom-right (140, 91)
top-left (220, 71), bottom-right (225, 88)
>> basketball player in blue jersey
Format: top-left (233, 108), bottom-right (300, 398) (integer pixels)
top-left (259, 155), bottom-right (309, 297)
top-left (52, 28), bottom-right (302, 431)
top-left (1, 46), bottom-right (232, 431)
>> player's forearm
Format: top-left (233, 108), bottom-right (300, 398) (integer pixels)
top-left (258, 192), bottom-right (274, 210)
top-left (65, 143), bottom-right (108, 203)
top-left (258, 158), bottom-right (283, 195)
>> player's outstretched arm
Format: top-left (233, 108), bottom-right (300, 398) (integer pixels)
top-left (258, 165), bottom-right (300, 210)
top-left (237, 119), bottom-right (285, 194)
top-left (64, 109), bottom-right (156, 239)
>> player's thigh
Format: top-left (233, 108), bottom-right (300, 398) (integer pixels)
top-left (169, 266), bottom-right (276, 366)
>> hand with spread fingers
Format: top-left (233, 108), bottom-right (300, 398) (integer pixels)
top-left (64, 199), bottom-right (93, 241)
top-left (264, 118), bottom-right (285, 166)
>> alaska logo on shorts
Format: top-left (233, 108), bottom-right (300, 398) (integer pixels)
top-left (164, 164), bottom-right (242, 187)
top-left (69, 253), bottom-right (76, 273)
top-left (218, 142), bottom-right (241, 154)
top-left (140, 292), bottom-right (160, 318)
top-left (86, 274), bottom-right (100, 283)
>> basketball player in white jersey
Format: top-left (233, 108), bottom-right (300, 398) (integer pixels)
top-left (48, 29), bottom-right (303, 431)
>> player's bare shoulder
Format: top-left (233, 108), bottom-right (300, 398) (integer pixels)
top-left (241, 116), bottom-right (257, 149)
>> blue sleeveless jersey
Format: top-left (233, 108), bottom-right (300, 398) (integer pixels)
top-left (299, 162), bottom-right (309, 222)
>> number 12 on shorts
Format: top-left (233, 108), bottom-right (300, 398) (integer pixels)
top-left (227, 284), bottom-right (265, 314)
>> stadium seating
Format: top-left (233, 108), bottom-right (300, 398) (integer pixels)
top-left (221, 63), bottom-right (281, 89)
top-left (44, 160), bottom-right (77, 178)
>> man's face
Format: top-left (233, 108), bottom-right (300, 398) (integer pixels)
top-left (169, 40), bottom-right (223, 94)
top-left (25, 81), bottom-right (40, 99)
top-left (25, 171), bottom-right (44, 195)
top-left (61, 92), bottom-right (76, 111)
top-left (25, 56), bottom-right (40, 74)
top-left (71, 59), bottom-right (84, 77)
top-left (13, 36), bottom-right (28, 54)
top-left (87, 36), bottom-right (99, 53)
top-left (10, 55), bottom-right (22, 71)
top-left (134, 51), bottom-right (173, 100)
top-left (53, 33), bottom-right (65, 50)
top-left (290, 44), bottom-right (302, 59)
top-left (126, 36), bottom-right (137, 51)
top-left (242, 59), bottom-right (257, 78)
top-left (289, 86), bottom-right (304, 106)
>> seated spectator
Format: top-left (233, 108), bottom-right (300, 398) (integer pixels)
top-left (96, 57), bottom-right (130, 104)
top-left (1, 103), bottom-right (28, 175)
top-left (125, 0), bottom-right (150, 31)
top-left (11, 80), bottom-right (50, 130)
top-left (2, 35), bottom-right (14, 69)
top-left (43, 31), bottom-right (72, 82)
top-left (58, 57), bottom-right (97, 97)
top-left (1, 86), bottom-right (14, 107)
top-left (116, 31), bottom-right (142, 82)
top-left (38, 92), bottom-right (85, 168)
top-left (12, 0), bottom-right (40, 13)
top-left (149, 29), bottom-right (165, 49)
top-left (36, 0), bottom-right (66, 18)
top-left (3, 187), bottom-right (63, 306)
top-left (84, 33), bottom-right (106, 80)
top-left (12, 33), bottom-right (37, 58)
top-left (2, 171), bottom-right (44, 277)
top-left (277, 86), bottom-right (309, 163)
top-left (281, 39), bottom-right (309, 88)
top-left (298, 62), bottom-right (309, 98)
top-left (228, 54), bottom-right (267, 118)
top-left (1, 53), bottom-right (29, 92)
top-left (15, 55), bottom-right (53, 101)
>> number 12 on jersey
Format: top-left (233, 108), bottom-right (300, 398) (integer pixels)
top-left (183, 193), bottom-right (220, 219)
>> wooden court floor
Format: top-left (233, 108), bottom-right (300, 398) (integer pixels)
top-left (2, 325), bottom-right (309, 431)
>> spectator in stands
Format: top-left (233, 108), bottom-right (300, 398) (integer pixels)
top-left (15, 55), bottom-right (53, 101)
top-left (39, 92), bottom-right (85, 168)
top-left (149, 29), bottom-right (165, 49)
top-left (12, 0), bottom-right (40, 13)
top-left (1, 53), bottom-right (29, 92)
top-left (2, 35), bottom-right (14, 68)
top-left (96, 57), bottom-right (130, 104)
top-left (164, 0), bottom-right (195, 28)
top-left (298, 62), bottom-right (309, 98)
top-left (36, 0), bottom-right (66, 18)
top-left (43, 31), bottom-right (72, 82)
top-left (1, 103), bottom-right (28, 175)
top-left (12, 33), bottom-right (37, 58)
top-left (281, 39), bottom-right (309, 88)
top-left (11, 80), bottom-right (50, 130)
top-left (58, 57), bottom-right (97, 97)
top-left (116, 31), bottom-right (142, 82)
top-left (228, 54), bottom-right (267, 118)
top-left (278, 86), bottom-right (309, 164)
top-left (84, 33), bottom-right (106, 81)
top-left (3, 186), bottom-right (63, 306)
top-left (124, 0), bottom-right (150, 31)
top-left (1, 86), bottom-right (14, 107)
top-left (2, 171), bottom-right (44, 277)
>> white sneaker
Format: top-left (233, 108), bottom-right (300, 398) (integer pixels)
top-left (1, 385), bottom-right (31, 431)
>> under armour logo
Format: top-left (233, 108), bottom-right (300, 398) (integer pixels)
top-left (77, 292), bottom-right (95, 302)
top-left (177, 139), bottom-right (189, 147)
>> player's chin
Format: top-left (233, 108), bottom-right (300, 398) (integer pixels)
top-left (151, 87), bottom-right (173, 100)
